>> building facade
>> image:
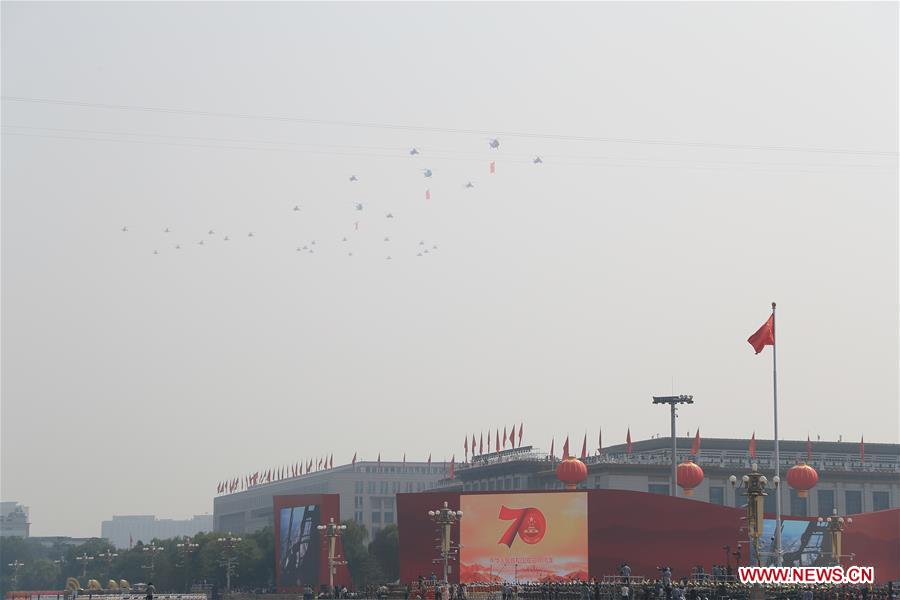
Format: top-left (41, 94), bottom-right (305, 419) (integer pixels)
top-left (100, 514), bottom-right (214, 548)
top-left (0, 502), bottom-right (30, 538)
top-left (213, 461), bottom-right (447, 536)
top-left (435, 437), bottom-right (900, 517)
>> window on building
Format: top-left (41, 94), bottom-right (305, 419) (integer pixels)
top-left (648, 484), bottom-right (668, 495)
top-left (355, 482), bottom-right (363, 494)
top-left (380, 481), bottom-right (388, 494)
top-left (488, 480), bottom-right (495, 491)
top-left (384, 512), bottom-right (394, 524)
top-left (384, 497), bottom-right (395, 509)
top-left (354, 511), bottom-right (363, 522)
top-left (818, 490), bottom-right (835, 516)
top-left (513, 477), bottom-right (520, 489)
top-left (367, 481), bottom-right (376, 494)
top-left (371, 497), bottom-right (382, 509)
top-left (371, 512), bottom-right (381, 523)
top-left (790, 489), bottom-right (808, 517)
top-left (709, 486), bottom-right (725, 506)
top-left (873, 491), bottom-right (890, 512)
top-left (845, 490), bottom-right (862, 515)
top-left (354, 496), bottom-right (363, 509)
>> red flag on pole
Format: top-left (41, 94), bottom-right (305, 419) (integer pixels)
top-left (449, 455), bottom-right (455, 479)
top-left (502, 426), bottom-right (507, 449)
top-left (330, 454), bottom-right (334, 469)
top-left (377, 452), bottom-right (381, 466)
top-left (580, 434), bottom-right (587, 460)
top-left (427, 453), bottom-right (432, 465)
top-left (352, 452), bottom-right (357, 465)
top-left (860, 436), bottom-right (865, 463)
top-left (562, 436), bottom-right (570, 459)
top-left (495, 430), bottom-right (500, 452)
top-left (691, 429), bottom-right (701, 455)
top-left (550, 438), bottom-right (555, 459)
top-left (626, 428), bottom-right (633, 455)
top-left (403, 452), bottom-right (406, 464)
top-left (518, 423), bottom-right (523, 447)
top-left (748, 314), bottom-right (775, 354)
top-left (464, 436), bottom-right (468, 461)
top-left (806, 436), bottom-right (812, 462)
top-left (489, 161), bottom-right (496, 174)
top-left (425, 189), bottom-right (431, 200)
top-left (598, 430), bottom-right (603, 456)
top-left (509, 426), bottom-right (515, 448)
top-left (472, 434), bottom-right (476, 455)
top-left (479, 433), bottom-right (483, 455)
top-left (749, 432), bottom-right (757, 458)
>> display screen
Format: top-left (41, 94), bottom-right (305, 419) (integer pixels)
top-left (751, 519), bottom-right (830, 566)
top-left (277, 504), bottom-right (321, 589)
top-left (459, 492), bottom-right (588, 583)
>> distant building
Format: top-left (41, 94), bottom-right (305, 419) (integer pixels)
top-left (0, 502), bottom-right (30, 538)
top-left (434, 437), bottom-right (900, 517)
top-left (100, 514), bottom-right (213, 548)
top-left (30, 536), bottom-right (96, 548)
top-left (214, 461), bottom-right (446, 536)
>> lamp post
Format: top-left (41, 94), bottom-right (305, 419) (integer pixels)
top-left (817, 510), bottom-right (853, 565)
top-left (7, 560), bottom-right (25, 590)
top-left (730, 463), bottom-right (778, 566)
top-left (75, 553), bottom-right (95, 578)
top-left (652, 395), bottom-right (694, 496)
top-left (177, 538), bottom-right (199, 589)
top-left (97, 550), bottom-right (118, 581)
top-left (217, 533), bottom-right (242, 593)
top-left (142, 545), bottom-right (164, 580)
top-left (316, 517), bottom-right (347, 598)
top-left (428, 501), bottom-right (463, 585)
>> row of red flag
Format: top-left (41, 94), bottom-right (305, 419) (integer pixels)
top-left (463, 423), bottom-right (525, 459)
top-left (216, 454), bottom-right (336, 494)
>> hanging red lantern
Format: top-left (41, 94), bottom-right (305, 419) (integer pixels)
top-left (786, 462), bottom-right (818, 498)
top-left (556, 457), bottom-right (588, 490)
top-left (677, 459), bottom-right (705, 496)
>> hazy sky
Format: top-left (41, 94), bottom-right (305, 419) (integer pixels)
top-left (2, 2), bottom-right (897, 537)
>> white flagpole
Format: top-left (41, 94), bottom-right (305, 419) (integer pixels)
top-left (772, 301), bottom-right (783, 566)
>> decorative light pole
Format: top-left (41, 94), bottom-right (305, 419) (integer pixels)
top-left (97, 549), bottom-right (118, 577)
top-left (730, 463), bottom-right (779, 566)
top-left (75, 553), bottom-right (95, 578)
top-left (316, 518), bottom-right (347, 597)
top-left (817, 510), bottom-right (854, 565)
top-left (217, 533), bottom-right (242, 593)
top-left (7, 560), bottom-right (25, 590)
top-left (652, 395), bottom-right (694, 496)
top-left (177, 538), bottom-right (200, 587)
top-left (428, 501), bottom-right (463, 585)
top-left (142, 544), bottom-right (164, 579)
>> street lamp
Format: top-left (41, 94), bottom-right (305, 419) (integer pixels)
top-left (428, 501), bottom-right (463, 585)
top-left (316, 518), bottom-right (348, 598)
top-left (177, 539), bottom-right (200, 588)
top-left (7, 560), bottom-right (25, 590)
top-left (730, 463), bottom-right (778, 567)
top-left (652, 395), bottom-right (694, 496)
top-left (217, 533), bottom-right (242, 593)
top-left (142, 544), bottom-right (164, 579)
top-left (817, 509), bottom-right (854, 565)
top-left (75, 553), bottom-right (95, 578)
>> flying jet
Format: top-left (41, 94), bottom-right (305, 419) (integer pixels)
top-left (488, 138), bottom-right (500, 149)
top-left (409, 148), bottom-right (419, 155)
top-left (121, 226), bottom-right (128, 232)
top-left (355, 203), bottom-right (364, 211)
top-left (386, 213), bottom-right (394, 219)
top-left (419, 241), bottom-right (425, 246)
top-left (423, 169), bottom-right (433, 178)
top-left (349, 175), bottom-right (359, 182)
top-left (342, 237), bottom-right (348, 242)
top-left (293, 205), bottom-right (301, 211)
top-left (198, 240), bottom-right (204, 245)
top-left (464, 182), bottom-right (475, 189)
top-left (164, 227), bottom-right (170, 233)
top-left (248, 232), bottom-right (255, 237)
top-left (384, 237), bottom-right (390, 242)
top-left (208, 229), bottom-right (215, 235)
top-left (224, 236), bottom-right (230, 241)
top-left (417, 252), bottom-right (423, 257)
top-left (533, 156), bottom-right (543, 164)
top-left (153, 250), bottom-right (158, 255)
top-left (175, 244), bottom-right (181, 249)
top-left (386, 256), bottom-right (392, 260)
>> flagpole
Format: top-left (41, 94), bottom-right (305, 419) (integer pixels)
top-left (772, 301), bottom-right (783, 566)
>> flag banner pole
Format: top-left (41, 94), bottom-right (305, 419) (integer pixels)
top-left (772, 301), bottom-right (783, 566)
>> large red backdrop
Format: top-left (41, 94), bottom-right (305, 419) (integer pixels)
top-left (397, 490), bottom-right (899, 584)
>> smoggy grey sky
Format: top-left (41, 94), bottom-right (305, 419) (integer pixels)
top-left (2, 2), bottom-right (898, 537)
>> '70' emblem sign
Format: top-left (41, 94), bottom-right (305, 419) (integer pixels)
top-left (497, 506), bottom-right (546, 547)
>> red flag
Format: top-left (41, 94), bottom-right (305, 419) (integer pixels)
top-left (502, 426), bottom-right (507, 448)
top-left (464, 436), bottom-right (468, 460)
top-left (449, 455), bottom-right (455, 479)
top-left (562, 436), bottom-right (570, 459)
top-left (479, 433), bottom-right (484, 455)
top-left (489, 161), bottom-right (495, 174)
top-left (748, 314), bottom-right (775, 354)
top-left (626, 428), bottom-right (633, 455)
top-left (377, 452), bottom-right (381, 466)
top-left (495, 430), bottom-right (500, 452)
top-left (598, 430), bottom-right (603, 456)
top-left (518, 423), bottom-right (523, 447)
top-left (749, 432), bottom-right (757, 458)
top-left (427, 453), bottom-right (432, 465)
top-left (472, 434), bottom-right (476, 456)
top-left (403, 452), bottom-right (406, 464)
top-left (550, 438), bottom-right (555, 459)
top-left (330, 454), bottom-right (334, 469)
top-left (806, 436), bottom-right (812, 462)
top-left (425, 189), bottom-right (431, 200)
top-left (860, 436), bottom-right (865, 463)
top-left (691, 429), bottom-right (701, 455)
top-left (580, 434), bottom-right (587, 460)
top-left (509, 426), bottom-right (515, 448)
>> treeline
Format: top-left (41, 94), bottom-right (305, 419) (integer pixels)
top-left (0, 522), bottom-right (399, 596)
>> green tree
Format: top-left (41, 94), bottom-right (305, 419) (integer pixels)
top-left (368, 525), bottom-right (399, 583)
top-left (19, 560), bottom-right (60, 590)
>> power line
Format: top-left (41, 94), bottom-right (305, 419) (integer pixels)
top-left (3, 95), bottom-right (896, 157)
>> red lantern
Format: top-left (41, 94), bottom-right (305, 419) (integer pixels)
top-left (677, 459), bottom-right (704, 496)
top-left (786, 462), bottom-right (818, 498)
top-left (556, 457), bottom-right (588, 490)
